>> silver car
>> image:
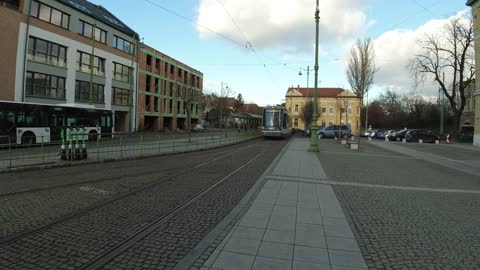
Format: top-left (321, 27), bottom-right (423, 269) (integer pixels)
top-left (317, 125), bottom-right (352, 139)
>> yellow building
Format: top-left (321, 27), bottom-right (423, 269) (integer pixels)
top-left (466, 0), bottom-right (480, 146)
top-left (285, 87), bottom-right (362, 134)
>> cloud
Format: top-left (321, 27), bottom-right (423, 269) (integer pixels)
top-left (370, 10), bottom-right (471, 98)
top-left (196, 0), bottom-right (372, 54)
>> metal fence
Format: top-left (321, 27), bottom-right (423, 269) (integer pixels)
top-left (0, 129), bottom-right (261, 171)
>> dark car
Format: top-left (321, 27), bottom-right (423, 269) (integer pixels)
top-left (375, 129), bottom-right (387, 139)
top-left (392, 129), bottom-right (409, 141)
top-left (459, 126), bottom-right (474, 143)
top-left (405, 129), bottom-right (439, 143)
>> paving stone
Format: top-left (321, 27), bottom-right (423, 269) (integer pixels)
top-left (257, 241), bottom-right (294, 260)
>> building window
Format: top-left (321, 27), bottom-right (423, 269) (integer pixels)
top-left (30, 1), bottom-right (69, 29)
top-left (295, 105), bottom-right (298, 112)
top-left (112, 87), bottom-right (130, 106)
top-left (3, 0), bottom-right (20, 10)
top-left (294, 119), bottom-right (298, 127)
top-left (76, 51), bottom-right (105, 76)
top-left (145, 75), bottom-right (151, 92)
top-left (347, 107), bottom-right (352, 114)
top-left (113, 62), bottom-right (132, 82)
top-left (321, 120), bottom-right (326, 127)
top-left (330, 106), bottom-right (334, 115)
top-left (75, 80), bottom-right (104, 103)
top-left (26, 71), bottom-right (65, 99)
top-left (28, 36), bottom-right (67, 67)
top-left (113, 35), bottom-right (134, 54)
top-left (322, 107), bottom-right (326, 113)
top-left (357, 106), bottom-right (360, 114)
top-left (78, 20), bottom-right (107, 43)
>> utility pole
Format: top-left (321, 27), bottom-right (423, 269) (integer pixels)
top-left (309, 0), bottom-right (320, 152)
top-left (128, 33), bottom-right (136, 132)
top-left (89, 22), bottom-right (97, 105)
top-left (364, 92), bottom-right (369, 131)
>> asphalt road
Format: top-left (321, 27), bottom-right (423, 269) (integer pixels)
top-left (317, 138), bottom-right (480, 269)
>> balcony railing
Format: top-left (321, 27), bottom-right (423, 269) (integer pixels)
top-left (28, 54), bottom-right (67, 68)
top-left (77, 65), bottom-right (105, 77)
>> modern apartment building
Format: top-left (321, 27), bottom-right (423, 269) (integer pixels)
top-left (1, 0), bottom-right (138, 135)
top-left (285, 87), bottom-right (362, 133)
top-left (137, 43), bottom-right (203, 131)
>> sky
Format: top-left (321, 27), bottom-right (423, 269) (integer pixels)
top-left (91, 0), bottom-right (469, 106)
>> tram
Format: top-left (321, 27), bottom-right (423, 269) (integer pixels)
top-left (261, 106), bottom-right (291, 138)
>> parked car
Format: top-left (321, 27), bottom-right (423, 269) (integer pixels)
top-left (392, 129), bottom-right (409, 141)
top-left (459, 126), bottom-right (474, 143)
top-left (192, 124), bottom-right (205, 131)
top-left (375, 129), bottom-right (387, 139)
top-left (385, 130), bottom-right (396, 140)
top-left (317, 125), bottom-right (352, 139)
top-left (405, 129), bottom-right (439, 143)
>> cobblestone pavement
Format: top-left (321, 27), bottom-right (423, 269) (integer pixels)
top-left (0, 138), bottom-right (288, 269)
top-left (317, 139), bottom-right (480, 269)
top-left (0, 142), bottom-right (259, 239)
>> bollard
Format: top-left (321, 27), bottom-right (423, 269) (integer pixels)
top-left (60, 128), bottom-right (67, 160)
top-left (81, 127), bottom-right (87, 159)
top-left (435, 140), bottom-right (440, 144)
top-left (418, 139), bottom-right (423, 144)
top-left (385, 137), bottom-right (388, 142)
top-left (74, 127), bottom-right (80, 160)
top-left (368, 137), bottom-right (372, 141)
top-left (402, 138), bottom-right (406, 143)
top-left (68, 128), bottom-right (73, 161)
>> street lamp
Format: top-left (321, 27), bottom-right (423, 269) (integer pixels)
top-left (298, 66), bottom-right (311, 88)
top-left (309, 0), bottom-right (320, 152)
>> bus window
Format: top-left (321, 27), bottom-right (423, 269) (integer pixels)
top-left (107, 115), bottom-right (111, 127)
top-left (17, 112), bottom-right (26, 126)
top-left (101, 116), bottom-right (106, 127)
top-left (67, 117), bottom-right (76, 127)
top-left (7, 112), bottom-right (15, 124)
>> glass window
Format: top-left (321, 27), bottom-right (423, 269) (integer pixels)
top-left (36, 39), bottom-right (47, 55)
top-left (83, 22), bottom-right (93, 38)
top-left (50, 9), bottom-right (62, 26)
top-left (30, 1), bottom-right (39, 16)
top-left (61, 13), bottom-right (69, 29)
top-left (39, 4), bottom-right (51, 21)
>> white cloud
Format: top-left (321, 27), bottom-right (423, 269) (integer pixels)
top-left (196, 0), bottom-right (372, 54)
top-left (370, 10), bottom-right (471, 98)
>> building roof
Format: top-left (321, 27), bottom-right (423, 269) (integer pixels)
top-left (57, 0), bottom-right (138, 38)
top-left (466, 0), bottom-right (478, 6)
top-left (286, 87), bottom-right (359, 98)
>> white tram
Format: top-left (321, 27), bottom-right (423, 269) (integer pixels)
top-left (261, 106), bottom-right (291, 139)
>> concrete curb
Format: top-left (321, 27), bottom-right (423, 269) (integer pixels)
top-left (174, 138), bottom-right (294, 270)
top-left (0, 136), bottom-right (261, 174)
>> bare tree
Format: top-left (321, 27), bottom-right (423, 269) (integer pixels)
top-left (346, 38), bottom-right (378, 98)
top-left (177, 85), bottom-right (201, 143)
top-left (346, 38), bottom-right (378, 130)
top-left (300, 100), bottom-right (313, 132)
top-left (409, 17), bottom-right (475, 133)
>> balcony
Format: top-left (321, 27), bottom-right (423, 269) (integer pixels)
top-left (77, 65), bottom-right (105, 77)
top-left (28, 54), bottom-right (67, 68)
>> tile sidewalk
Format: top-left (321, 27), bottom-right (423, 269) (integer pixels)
top-left (200, 138), bottom-right (367, 270)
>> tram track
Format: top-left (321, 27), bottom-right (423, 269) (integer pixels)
top-left (0, 140), bottom-right (271, 251)
top-left (0, 141), bottom-right (260, 198)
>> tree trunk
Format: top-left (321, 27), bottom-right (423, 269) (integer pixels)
top-left (453, 111), bottom-right (462, 138)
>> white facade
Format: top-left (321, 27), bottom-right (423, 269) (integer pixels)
top-left (14, 23), bottom-right (137, 131)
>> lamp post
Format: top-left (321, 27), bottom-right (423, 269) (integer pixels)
top-left (309, 0), bottom-right (320, 152)
top-left (298, 66), bottom-right (311, 88)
